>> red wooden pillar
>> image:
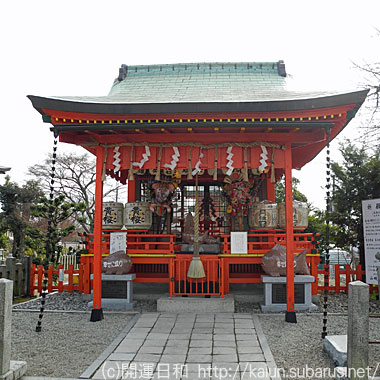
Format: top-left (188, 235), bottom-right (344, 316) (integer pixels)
top-left (266, 175), bottom-right (275, 202)
top-left (128, 180), bottom-right (136, 202)
top-left (285, 142), bottom-right (296, 323)
top-left (90, 145), bottom-right (105, 322)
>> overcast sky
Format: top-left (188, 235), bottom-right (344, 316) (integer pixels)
top-left (0, 0), bottom-right (379, 209)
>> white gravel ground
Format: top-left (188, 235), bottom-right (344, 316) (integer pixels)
top-left (259, 314), bottom-right (380, 379)
top-left (11, 311), bottom-right (134, 377)
top-left (11, 292), bottom-right (380, 379)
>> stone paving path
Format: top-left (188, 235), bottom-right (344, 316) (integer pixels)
top-left (92, 313), bottom-right (279, 380)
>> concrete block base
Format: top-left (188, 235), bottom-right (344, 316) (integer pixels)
top-left (260, 303), bottom-right (318, 312)
top-left (88, 299), bottom-right (133, 311)
top-left (0, 360), bottom-right (27, 380)
top-left (323, 335), bottom-right (347, 367)
top-left (157, 294), bottom-right (234, 313)
top-left (260, 275), bottom-right (317, 313)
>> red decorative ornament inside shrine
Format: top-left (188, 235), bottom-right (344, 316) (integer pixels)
top-left (28, 61), bottom-right (368, 322)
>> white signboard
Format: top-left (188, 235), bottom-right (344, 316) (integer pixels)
top-left (110, 232), bottom-right (127, 255)
top-left (362, 199), bottom-right (380, 285)
top-left (231, 232), bottom-right (248, 254)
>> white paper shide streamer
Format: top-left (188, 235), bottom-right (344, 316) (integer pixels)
top-left (133, 145), bottom-right (151, 169)
top-left (164, 146), bottom-right (180, 171)
top-left (226, 146), bottom-right (234, 176)
top-left (259, 145), bottom-right (268, 172)
top-left (192, 148), bottom-right (204, 176)
top-left (113, 146), bottom-right (121, 173)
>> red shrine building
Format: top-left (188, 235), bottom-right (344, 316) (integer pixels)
top-left (28, 61), bottom-right (368, 321)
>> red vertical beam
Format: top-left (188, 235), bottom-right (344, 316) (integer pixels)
top-left (285, 142), bottom-right (296, 323)
top-left (266, 175), bottom-right (275, 202)
top-left (128, 180), bottom-right (136, 202)
top-left (90, 145), bottom-right (105, 322)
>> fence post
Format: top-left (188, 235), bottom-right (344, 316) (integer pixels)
top-left (68, 265), bottom-right (73, 293)
top-left (0, 263), bottom-right (5, 279)
top-left (16, 262), bottom-right (23, 297)
top-left (83, 261), bottom-right (90, 294)
top-left (37, 265), bottom-right (44, 294)
top-left (0, 279), bottom-right (12, 376)
top-left (23, 256), bottom-right (31, 296)
top-left (5, 257), bottom-right (16, 296)
top-left (47, 266), bottom-right (53, 293)
top-left (78, 265), bottom-right (83, 293)
top-left (347, 281), bottom-right (369, 379)
top-left (334, 264), bottom-right (340, 294)
top-left (58, 265), bottom-right (64, 293)
top-left (345, 265), bottom-right (351, 294)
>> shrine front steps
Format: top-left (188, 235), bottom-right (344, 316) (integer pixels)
top-left (157, 294), bottom-right (234, 313)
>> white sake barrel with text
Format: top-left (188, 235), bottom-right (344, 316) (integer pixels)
top-left (102, 202), bottom-right (124, 230)
top-left (124, 202), bottom-right (152, 230)
top-left (249, 200), bottom-right (278, 230)
top-left (278, 200), bottom-right (309, 230)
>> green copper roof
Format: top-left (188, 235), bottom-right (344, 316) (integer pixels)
top-left (47, 61), bottom-right (338, 105)
top-left (107, 62), bottom-right (288, 103)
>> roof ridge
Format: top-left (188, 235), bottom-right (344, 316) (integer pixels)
top-left (116, 61), bottom-right (286, 81)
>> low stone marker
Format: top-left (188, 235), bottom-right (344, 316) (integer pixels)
top-left (323, 280), bottom-right (372, 379)
top-left (0, 279), bottom-right (27, 380)
top-left (347, 280), bottom-right (369, 380)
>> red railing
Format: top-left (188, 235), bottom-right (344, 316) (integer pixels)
top-left (29, 264), bottom-right (86, 295)
top-left (30, 261), bottom-right (377, 298)
top-left (220, 231), bottom-right (320, 294)
top-left (220, 231), bottom-right (317, 255)
top-left (171, 255), bottom-right (223, 297)
top-left (84, 231), bottom-right (175, 255)
top-left (317, 264), bottom-right (365, 294)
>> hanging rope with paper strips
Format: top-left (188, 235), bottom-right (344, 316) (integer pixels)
top-left (259, 145), bottom-right (269, 173)
top-left (164, 146), bottom-right (180, 171)
top-left (101, 142), bottom-right (282, 180)
top-left (113, 146), bottom-right (121, 173)
top-left (133, 145), bottom-right (151, 169)
top-left (192, 148), bottom-right (204, 176)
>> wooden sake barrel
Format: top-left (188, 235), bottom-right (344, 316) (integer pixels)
top-left (278, 200), bottom-right (309, 230)
top-left (249, 200), bottom-right (278, 230)
top-left (124, 202), bottom-right (152, 230)
top-left (102, 202), bottom-right (124, 230)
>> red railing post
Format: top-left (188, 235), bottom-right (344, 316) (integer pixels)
top-left (334, 264), bottom-right (340, 294)
top-left (78, 264), bottom-right (84, 293)
top-left (58, 264), bottom-right (64, 293)
top-left (310, 256), bottom-right (318, 295)
top-left (219, 258), bottom-right (224, 298)
top-left (48, 265), bottom-right (53, 293)
top-left (83, 260), bottom-right (91, 294)
top-left (29, 264), bottom-right (36, 295)
top-left (37, 265), bottom-right (44, 294)
top-left (345, 264), bottom-right (351, 293)
top-left (356, 265), bottom-right (363, 281)
top-left (68, 264), bottom-right (74, 293)
top-left (169, 258), bottom-right (173, 298)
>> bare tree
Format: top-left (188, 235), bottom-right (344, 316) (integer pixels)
top-left (354, 29), bottom-right (380, 145)
top-left (28, 152), bottom-right (124, 233)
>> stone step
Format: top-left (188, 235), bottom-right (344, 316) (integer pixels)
top-left (157, 294), bottom-right (234, 313)
top-left (323, 334), bottom-right (347, 367)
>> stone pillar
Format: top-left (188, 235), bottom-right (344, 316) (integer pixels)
top-left (347, 280), bottom-right (369, 380)
top-left (0, 279), bottom-right (13, 376)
